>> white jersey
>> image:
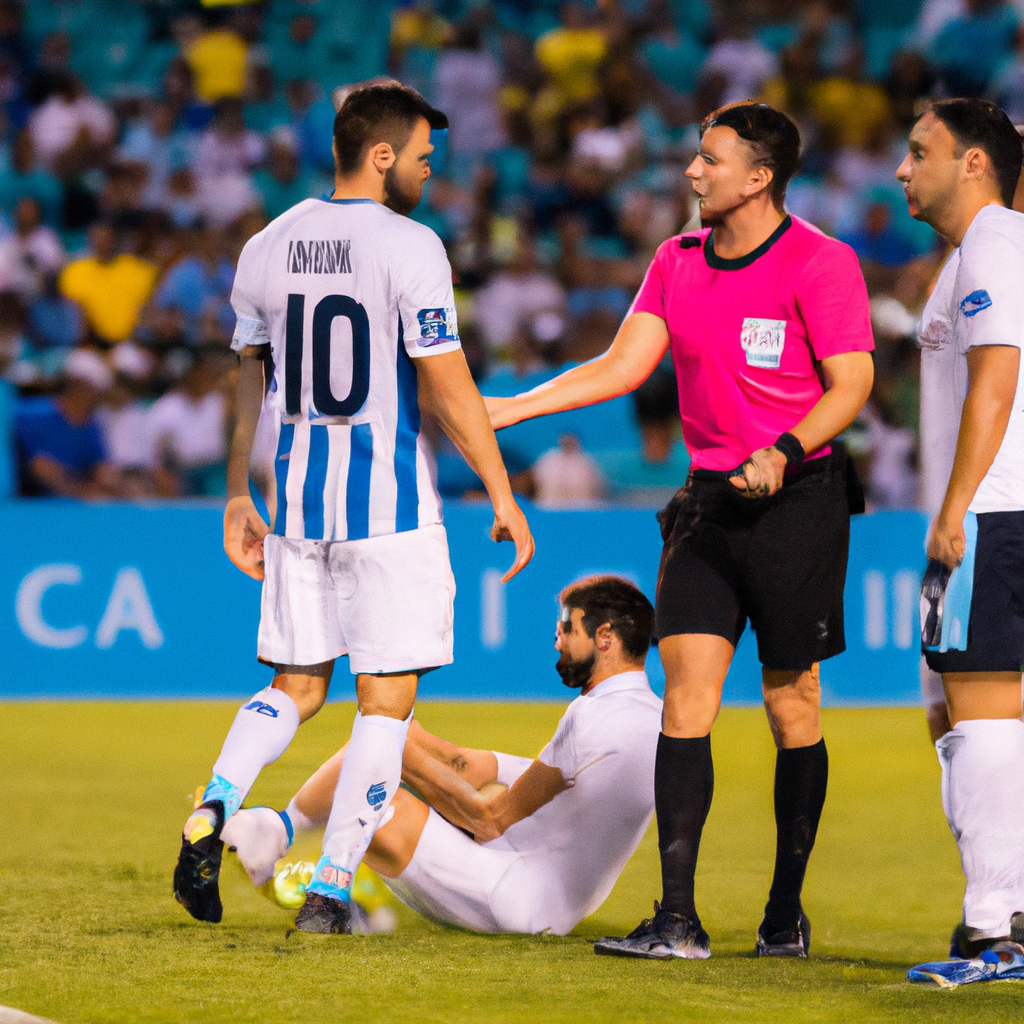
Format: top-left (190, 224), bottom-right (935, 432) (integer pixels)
top-left (918, 248), bottom-right (960, 516)
top-left (916, 204), bottom-right (1024, 514)
top-left (231, 197), bottom-right (461, 541)
top-left (488, 671), bottom-right (662, 932)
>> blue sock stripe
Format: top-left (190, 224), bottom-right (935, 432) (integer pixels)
top-left (278, 809), bottom-right (294, 847)
top-left (203, 774), bottom-right (241, 819)
top-left (306, 855), bottom-right (353, 902)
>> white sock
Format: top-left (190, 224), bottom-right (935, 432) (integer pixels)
top-left (284, 797), bottom-right (318, 833)
top-left (936, 718), bottom-right (1024, 937)
top-left (309, 711), bottom-right (411, 895)
top-left (209, 687), bottom-right (300, 814)
top-left (221, 807), bottom-right (292, 887)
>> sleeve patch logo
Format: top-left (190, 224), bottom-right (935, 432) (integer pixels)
top-left (959, 289), bottom-right (992, 317)
top-left (740, 317), bottom-right (787, 369)
top-left (416, 307), bottom-right (459, 346)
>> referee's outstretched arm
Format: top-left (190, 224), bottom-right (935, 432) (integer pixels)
top-left (485, 311), bottom-right (670, 430)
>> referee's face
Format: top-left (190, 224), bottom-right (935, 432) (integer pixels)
top-left (896, 112), bottom-right (962, 227)
top-left (686, 126), bottom-right (768, 223)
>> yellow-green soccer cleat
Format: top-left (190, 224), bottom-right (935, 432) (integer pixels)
top-left (260, 859), bottom-right (315, 910)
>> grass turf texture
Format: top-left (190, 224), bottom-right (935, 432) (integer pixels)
top-left (1, 703), bottom-right (1020, 1023)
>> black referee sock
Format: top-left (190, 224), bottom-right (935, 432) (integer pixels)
top-left (763, 738), bottom-right (828, 933)
top-left (655, 732), bottom-right (714, 920)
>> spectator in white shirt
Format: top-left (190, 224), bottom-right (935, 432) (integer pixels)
top-left (0, 198), bottom-right (65, 299)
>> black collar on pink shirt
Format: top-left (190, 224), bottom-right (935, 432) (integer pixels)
top-left (704, 214), bottom-right (792, 271)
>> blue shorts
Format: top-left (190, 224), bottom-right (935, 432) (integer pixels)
top-left (924, 510), bottom-right (1024, 675)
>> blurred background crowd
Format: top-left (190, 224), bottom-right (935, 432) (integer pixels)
top-left (1, 0), bottom-right (1018, 508)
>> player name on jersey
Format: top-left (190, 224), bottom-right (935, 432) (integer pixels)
top-left (286, 239), bottom-right (352, 275)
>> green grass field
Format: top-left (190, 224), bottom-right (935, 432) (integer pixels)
top-left (1, 701), bottom-right (1021, 1023)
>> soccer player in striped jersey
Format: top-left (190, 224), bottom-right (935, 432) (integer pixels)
top-left (173, 82), bottom-right (534, 934)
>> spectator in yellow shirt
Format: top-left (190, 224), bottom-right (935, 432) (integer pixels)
top-left (186, 26), bottom-right (248, 104)
top-left (58, 223), bottom-right (157, 346)
top-left (535, 2), bottom-right (611, 106)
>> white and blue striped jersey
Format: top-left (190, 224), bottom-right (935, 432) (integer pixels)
top-left (231, 197), bottom-right (461, 541)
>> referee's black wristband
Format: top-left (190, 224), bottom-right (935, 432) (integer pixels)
top-left (774, 432), bottom-right (805, 466)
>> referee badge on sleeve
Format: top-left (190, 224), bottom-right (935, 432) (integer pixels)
top-left (740, 318), bottom-right (786, 369)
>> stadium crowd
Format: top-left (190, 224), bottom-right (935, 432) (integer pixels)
top-left (1, 0), bottom-right (1019, 505)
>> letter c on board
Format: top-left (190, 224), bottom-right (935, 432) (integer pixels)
top-left (15, 564), bottom-right (88, 649)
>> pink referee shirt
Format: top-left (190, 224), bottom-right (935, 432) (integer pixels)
top-left (631, 215), bottom-right (874, 472)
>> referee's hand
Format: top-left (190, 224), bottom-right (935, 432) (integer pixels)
top-left (729, 446), bottom-right (787, 499)
top-left (224, 495), bottom-right (270, 581)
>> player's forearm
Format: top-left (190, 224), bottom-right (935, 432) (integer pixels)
top-left (789, 352), bottom-right (873, 454)
top-left (939, 370), bottom-right (1016, 522)
top-left (401, 746), bottom-right (496, 834)
top-left (226, 349), bottom-right (266, 499)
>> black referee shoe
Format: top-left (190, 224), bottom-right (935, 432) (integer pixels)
top-left (1011, 912), bottom-right (1024, 945)
top-left (173, 800), bottom-right (225, 923)
top-left (594, 902), bottom-right (710, 959)
top-left (756, 913), bottom-right (811, 958)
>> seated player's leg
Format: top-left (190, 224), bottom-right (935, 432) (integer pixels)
top-left (174, 531), bottom-right (345, 922)
top-left (759, 665), bottom-right (826, 958)
top-left (294, 525), bottom-right (457, 934)
top-left (225, 721), bottom-right (501, 888)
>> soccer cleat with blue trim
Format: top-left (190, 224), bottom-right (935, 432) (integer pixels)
top-left (908, 941), bottom-right (1024, 987)
top-left (594, 903), bottom-right (710, 959)
top-left (173, 800), bottom-right (225, 923)
top-left (293, 892), bottom-right (354, 934)
top-left (756, 913), bottom-right (811, 958)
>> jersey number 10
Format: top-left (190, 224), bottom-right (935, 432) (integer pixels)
top-left (284, 293), bottom-right (370, 417)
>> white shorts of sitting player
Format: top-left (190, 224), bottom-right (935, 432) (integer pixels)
top-left (385, 808), bottom-right (576, 936)
top-left (257, 524), bottom-right (455, 674)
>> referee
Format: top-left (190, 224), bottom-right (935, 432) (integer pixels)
top-left (486, 102), bottom-right (874, 959)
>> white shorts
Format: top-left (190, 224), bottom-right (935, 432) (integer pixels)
top-left (257, 524), bottom-right (455, 674)
top-left (384, 809), bottom-right (563, 934)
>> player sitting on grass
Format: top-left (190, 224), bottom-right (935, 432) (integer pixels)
top-left (221, 576), bottom-right (661, 936)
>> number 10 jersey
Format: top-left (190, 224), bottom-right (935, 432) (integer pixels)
top-left (230, 197), bottom-right (462, 542)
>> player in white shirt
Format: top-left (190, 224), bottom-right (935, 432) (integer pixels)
top-left (897, 98), bottom-right (1024, 957)
top-left (220, 576), bottom-right (661, 936)
top-left (174, 82), bottom-right (534, 934)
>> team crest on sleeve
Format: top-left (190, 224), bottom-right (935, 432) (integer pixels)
top-left (740, 317), bottom-right (787, 368)
top-left (959, 289), bottom-right (993, 317)
top-left (416, 307), bottom-right (459, 347)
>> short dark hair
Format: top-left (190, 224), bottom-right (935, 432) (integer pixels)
top-left (333, 82), bottom-right (448, 177)
top-left (700, 102), bottom-right (802, 210)
top-left (560, 576), bottom-right (654, 661)
top-left (927, 98), bottom-right (1023, 207)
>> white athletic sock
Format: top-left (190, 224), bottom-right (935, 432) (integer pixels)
top-left (221, 807), bottom-right (292, 887)
top-left (308, 711), bottom-right (411, 898)
top-left (284, 797), bottom-right (318, 833)
top-left (208, 687), bottom-right (300, 816)
top-left (936, 718), bottom-right (1024, 937)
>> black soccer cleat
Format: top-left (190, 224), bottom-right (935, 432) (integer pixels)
top-left (1011, 912), bottom-right (1024, 946)
top-left (594, 902), bottom-right (710, 959)
top-left (756, 913), bottom-right (811, 958)
top-left (949, 922), bottom-right (1011, 959)
top-left (293, 892), bottom-right (354, 934)
top-left (173, 800), bottom-right (225, 923)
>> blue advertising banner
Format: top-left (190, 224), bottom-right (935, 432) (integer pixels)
top-left (0, 502), bottom-right (928, 704)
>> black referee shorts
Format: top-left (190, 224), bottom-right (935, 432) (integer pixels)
top-left (923, 510), bottom-right (1024, 675)
top-left (655, 453), bottom-right (852, 671)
